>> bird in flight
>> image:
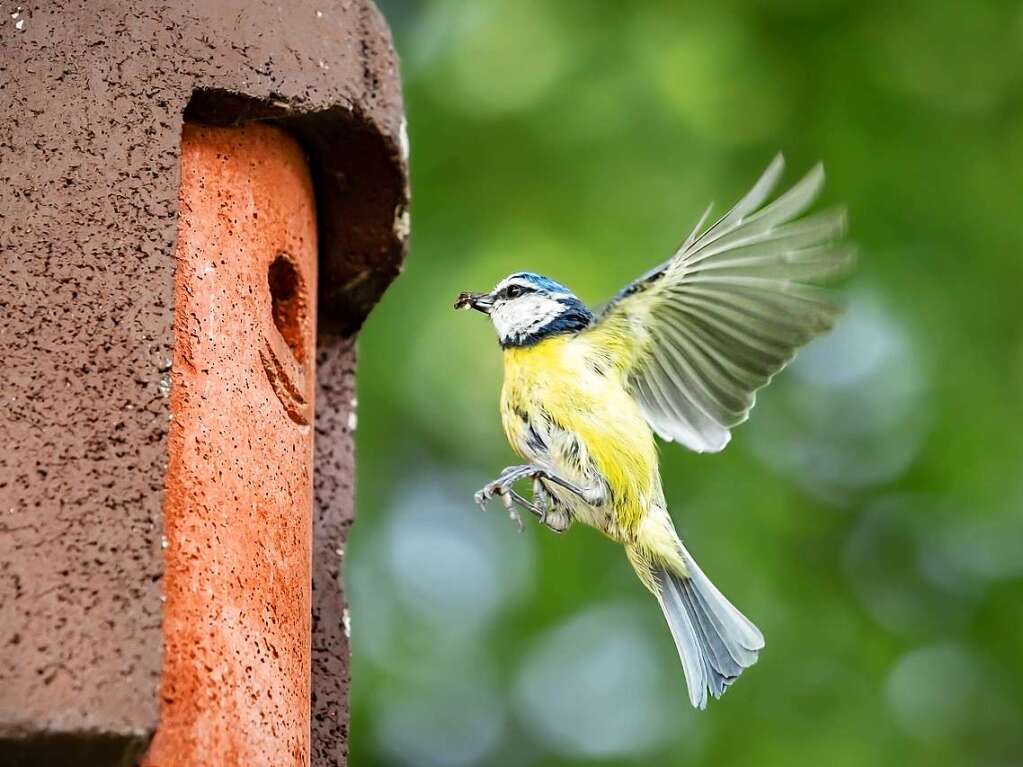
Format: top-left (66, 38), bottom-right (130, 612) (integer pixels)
top-left (455, 155), bottom-right (853, 709)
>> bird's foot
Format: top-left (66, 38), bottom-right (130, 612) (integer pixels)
top-left (474, 466), bottom-right (572, 532)
top-left (474, 481), bottom-right (536, 532)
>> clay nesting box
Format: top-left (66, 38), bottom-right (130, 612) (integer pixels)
top-left (0, 2), bottom-right (408, 765)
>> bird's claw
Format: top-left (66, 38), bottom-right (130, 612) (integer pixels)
top-left (501, 492), bottom-right (524, 532)
top-left (474, 478), bottom-right (505, 509)
top-left (474, 475), bottom-right (540, 533)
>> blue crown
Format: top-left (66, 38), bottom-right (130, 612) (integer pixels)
top-left (505, 272), bottom-right (573, 295)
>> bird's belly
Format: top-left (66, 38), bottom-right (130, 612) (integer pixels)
top-left (501, 339), bottom-right (659, 539)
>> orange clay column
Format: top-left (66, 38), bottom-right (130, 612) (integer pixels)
top-left (143, 123), bottom-right (317, 766)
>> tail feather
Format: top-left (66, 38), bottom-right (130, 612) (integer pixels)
top-left (653, 547), bottom-right (764, 709)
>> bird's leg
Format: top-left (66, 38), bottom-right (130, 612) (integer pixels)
top-left (532, 477), bottom-right (550, 526)
top-left (474, 465), bottom-right (587, 531)
top-left (532, 478), bottom-right (573, 533)
top-left (478, 464), bottom-right (589, 501)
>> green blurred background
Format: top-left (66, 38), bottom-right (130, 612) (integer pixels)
top-left (349, 2), bottom-right (1023, 765)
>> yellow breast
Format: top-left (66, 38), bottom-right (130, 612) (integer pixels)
top-left (500, 334), bottom-right (659, 538)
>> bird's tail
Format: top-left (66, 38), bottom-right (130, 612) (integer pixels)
top-left (629, 542), bottom-right (764, 709)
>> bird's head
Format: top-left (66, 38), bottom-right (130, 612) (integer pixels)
top-left (455, 272), bottom-right (595, 348)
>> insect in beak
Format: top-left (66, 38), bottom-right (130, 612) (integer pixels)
top-left (454, 291), bottom-right (494, 314)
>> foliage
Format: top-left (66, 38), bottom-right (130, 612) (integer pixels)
top-left (351, 2), bottom-right (1023, 765)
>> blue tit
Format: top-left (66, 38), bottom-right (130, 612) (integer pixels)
top-left (455, 155), bottom-right (852, 709)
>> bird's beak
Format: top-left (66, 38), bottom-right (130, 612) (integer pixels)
top-left (454, 291), bottom-right (494, 315)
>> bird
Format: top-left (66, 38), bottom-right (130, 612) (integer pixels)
top-left (454, 155), bottom-right (853, 709)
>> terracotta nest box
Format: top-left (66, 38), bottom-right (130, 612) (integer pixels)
top-left (0, 2), bottom-right (409, 765)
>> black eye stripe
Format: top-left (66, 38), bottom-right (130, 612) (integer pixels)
top-left (500, 283), bottom-right (534, 299)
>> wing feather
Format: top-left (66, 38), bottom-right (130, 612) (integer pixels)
top-left (589, 155), bottom-right (852, 453)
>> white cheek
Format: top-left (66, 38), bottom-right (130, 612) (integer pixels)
top-left (491, 295), bottom-right (562, 339)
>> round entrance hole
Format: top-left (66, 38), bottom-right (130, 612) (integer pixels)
top-left (268, 254), bottom-right (306, 365)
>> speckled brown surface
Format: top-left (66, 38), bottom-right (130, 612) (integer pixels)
top-left (311, 340), bottom-right (358, 766)
top-left (141, 122), bottom-right (316, 767)
top-left (0, 1), bottom-right (407, 764)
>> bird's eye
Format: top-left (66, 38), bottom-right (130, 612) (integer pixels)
top-left (505, 284), bottom-right (524, 299)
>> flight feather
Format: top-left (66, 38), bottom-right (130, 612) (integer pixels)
top-left (587, 154), bottom-right (854, 453)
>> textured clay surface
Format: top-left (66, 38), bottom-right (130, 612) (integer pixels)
top-left (311, 340), bottom-right (358, 765)
top-left (141, 123), bottom-right (316, 767)
top-left (0, 1), bottom-right (407, 764)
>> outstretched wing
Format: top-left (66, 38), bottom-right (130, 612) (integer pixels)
top-left (587, 155), bottom-right (853, 453)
